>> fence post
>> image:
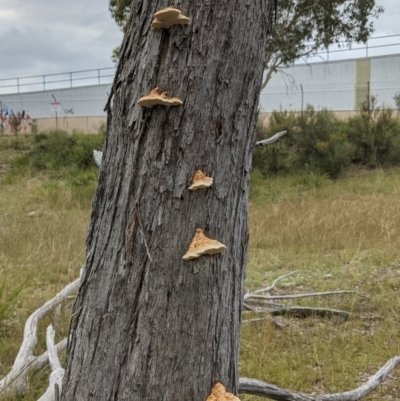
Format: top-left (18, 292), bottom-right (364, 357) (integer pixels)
top-left (98, 69), bottom-right (101, 85)
top-left (43, 76), bottom-right (46, 91)
top-left (17, 78), bottom-right (20, 93)
top-left (70, 72), bottom-right (73, 88)
top-left (300, 84), bottom-right (304, 115)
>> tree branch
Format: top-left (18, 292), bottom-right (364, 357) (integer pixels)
top-left (251, 271), bottom-right (298, 295)
top-left (245, 290), bottom-right (369, 302)
top-left (0, 279), bottom-right (79, 396)
top-left (255, 131), bottom-right (287, 148)
top-left (239, 356), bottom-right (400, 401)
top-left (37, 326), bottom-right (65, 401)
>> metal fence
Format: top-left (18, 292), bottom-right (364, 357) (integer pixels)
top-left (1, 34), bottom-right (400, 95)
top-left (0, 67), bottom-right (116, 95)
top-left (303, 33), bottom-right (400, 63)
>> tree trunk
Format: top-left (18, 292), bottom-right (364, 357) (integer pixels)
top-left (61, 1), bottom-right (272, 400)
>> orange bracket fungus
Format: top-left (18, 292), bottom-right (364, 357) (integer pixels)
top-left (188, 170), bottom-right (213, 190)
top-left (182, 229), bottom-right (226, 261)
top-left (151, 6), bottom-right (190, 29)
top-left (206, 383), bottom-right (240, 401)
top-left (137, 87), bottom-right (183, 108)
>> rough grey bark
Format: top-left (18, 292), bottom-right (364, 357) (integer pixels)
top-left (61, 1), bottom-right (272, 400)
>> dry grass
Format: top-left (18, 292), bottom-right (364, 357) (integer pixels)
top-left (0, 175), bottom-right (92, 399)
top-left (241, 169), bottom-right (400, 400)
top-left (1, 137), bottom-right (400, 400)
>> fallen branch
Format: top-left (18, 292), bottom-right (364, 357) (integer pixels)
top-left (245, 290), bottom-right (369, 302)
top-left (0, 279), bottom-right (79, 396)
top-left (249, 271), bottom-right (298, 296)
top-left (255, 130), bottom-right (287, 148)
top-left (244, 272), bottom-right (368, 320)
top-left (37, 326), bottom-right (65, 401)
top-left (239, 356), bottom-right (400, 400)
top-left (0, 272), bottom-right (396, 401)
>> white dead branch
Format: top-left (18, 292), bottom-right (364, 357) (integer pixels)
top-left (245, 290), bottom-right (369, 302)
top-left (239, 356), bottom-right (400, 401)
top-left (255, 130), bottom-right (287, 148)
top-left (92, 131), bottom-right (288, 170)
top-left (93, 150), bottom-right (103, 168)
top-left (0, 278), bottom-right (79, 397)
top-left (243, 272), bottom-right (368, 319)
top-left (0, 272), bottom-right (394, 401)
top-left (37, 325), bottom-right (65, 401)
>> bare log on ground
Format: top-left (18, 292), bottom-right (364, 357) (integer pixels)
top-left (0, 279), bottom-right (79, 396)
top-left (255, 130), bottom-right (287, 148)
top-left (239, 356), bottom-right (400, 401)
top-left (37, 325), bottom-right (65, 401)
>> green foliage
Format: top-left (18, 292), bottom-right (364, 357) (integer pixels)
top-left (108, 0), bottom-right (383, 71)
top-left (265, 0), bottom-right (383, 87)
top-left (16, 131), bottom-right (104, 173)
top-left (253, 121), bottom-right (292, 176)
top-left (346, 98), bottom-right (400, 167)
top-left (0, 279), bottom-right (25, 333)
top-left (109, 0), bottom-right (131, 30)
top-left (0, 135), bottom-right (32, 152)
top-left (254, 106), bottom-right (354, 178)
top-left (293, 107), bottom-right (354, 178)
top-left (254, 100), bottom-right (400, 178)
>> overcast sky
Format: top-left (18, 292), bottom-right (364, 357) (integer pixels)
top-left (0, 0), bottom-right (399, 82)
top-left (0, 0), bottom-right (123, 81)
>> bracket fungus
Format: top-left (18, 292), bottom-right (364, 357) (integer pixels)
top-left (206, 383), bottom-right (240, 401)
top-left (151, 6), bottom-right (190, 29)
top-left (188, 170), bottom-right (213, 190)
top-left (182, 229), bottom-right (226, 260)
top-left (137, 87), bottom-right (183, 108)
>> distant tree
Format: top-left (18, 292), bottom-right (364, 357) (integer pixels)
top-left (262, 0), bottom-right (383, 89)
top-left (109, 0), bottom-right (383, 87)
top-left (393, 92), bottom-right (400, 115)
top-left (109, 0), bottom-right (131, 63)
top-left (109, 0), bottom-right (130, 30)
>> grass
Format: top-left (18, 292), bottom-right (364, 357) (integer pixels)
top-left (0, 134), bottom-right (96, 400)
top-left (1, 135), bottom-right (400, 400)
top-left (242, 168), bottom-right (400, 400)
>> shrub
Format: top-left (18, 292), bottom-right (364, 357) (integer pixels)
top-left (346, 99), bottom-right (400, 167)
top-left (253, 106), bottom-right (353, 178)
top-left (253, 120), bottom-right (293, 176)
top-left (291, 107), bottom-right (353, 178)
top-left (19, 130), bottom-right (104, 172)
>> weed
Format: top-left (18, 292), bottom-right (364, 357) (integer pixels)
top-left (0, 279), bottom-right (26, 333)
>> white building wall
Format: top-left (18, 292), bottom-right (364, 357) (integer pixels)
top-left (370, 56), bottom-right (400, 108)
top-left (260, 54), bottom-right (400, 112)
top-left (0, 84), bottom-right (111, 120)
top-left (1, 54), bottom-right (400, 120)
